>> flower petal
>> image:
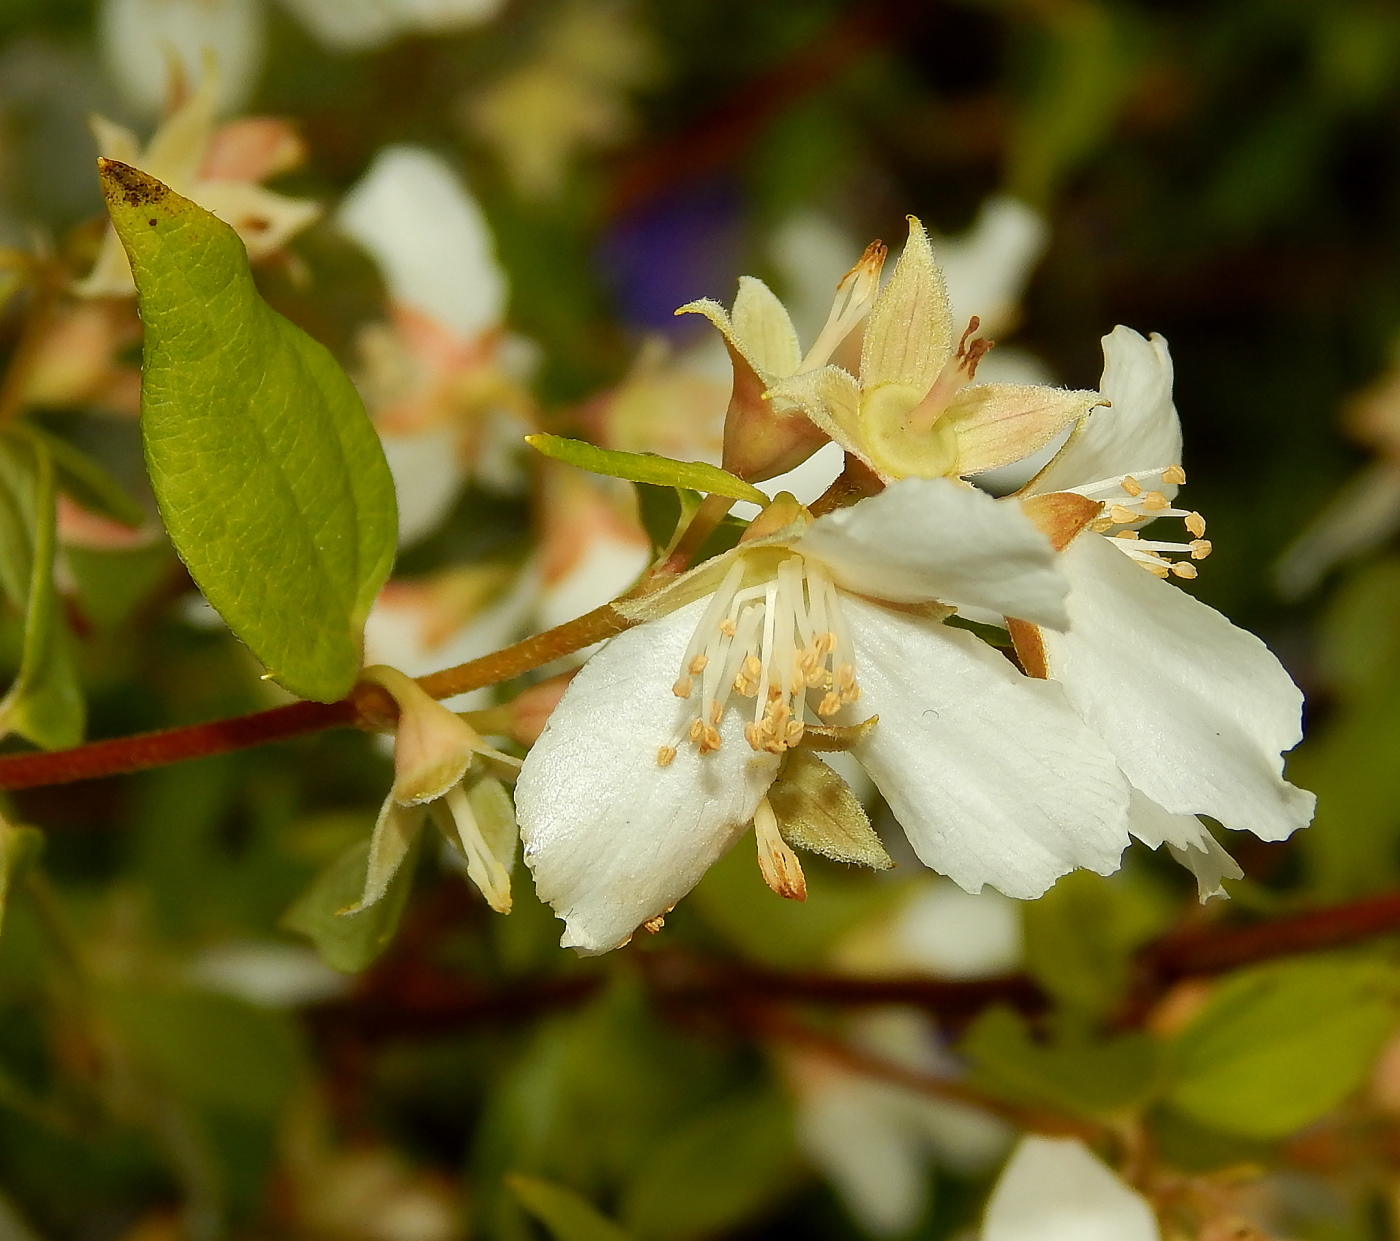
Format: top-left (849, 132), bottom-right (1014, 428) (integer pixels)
top-left (983, 1136), bottom-right (1160, 1241)
top-left (517, 599), bottom-right (781, 953)
top-left (764, 364), bottom-right (865, 458)
top-left (731, 276), bottom-right (802, 378)
top-left (933, 196), bottom-right (1047, 336)
top-left (338, 145), bottom-right (506, 339)
top-left (795, 478), bottom-right (1071, 629)
top-left (1127, 789), bottom-right (1242, 902)
top-left (845, 598), bottom-right (1131, 898)
top-left (945, 382), bottom-right (1102, 476)
top-left (1025, 326), bottom-right (1182, 497)
top-left (860, 218), bottom-right (953, 393)
top-left (1041, 533), bottom-right (1315, 841)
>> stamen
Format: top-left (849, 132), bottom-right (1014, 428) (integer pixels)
top-left (1162, 464), bottom-right (1187, 486)
top-left (656, 745), bottom-right (676, 766)
top-left (1120, 475), bottom-right (1143, 497)
top-left (1141, 491), bottom-right (1168, 511)
top-left (1190, 539), bottom-right (1212, 560)
top-left (440, 786), bottom-right (512, 914)
top-left (754, 798), bottom-right (806, 901)
top-left (1170, 561), bottom-right (1197, 579)
top-left (1185, 512), bottom-right (1206, 537)
top-left (798, 240), bottom-right (887, 371)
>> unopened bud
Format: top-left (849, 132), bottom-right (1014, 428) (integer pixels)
top-left (362, 665), bottom-right (484, 805)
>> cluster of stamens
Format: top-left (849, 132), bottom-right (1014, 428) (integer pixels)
top-left (656, 556), bottom-right (860, 766)
top-left (1087, 465), bottom-right (1212, 579)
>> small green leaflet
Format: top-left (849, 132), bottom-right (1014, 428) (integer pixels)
top-left (0, 815), bottom-right (42, 938)
top-left (506, 1175), bottom-right (632, 1241)
top-left (526, 434), bottom-right (769, 506)
top-left (100, 159), bottom-right (397, 703)
top-left (0, 430), bottom-right (84, 749)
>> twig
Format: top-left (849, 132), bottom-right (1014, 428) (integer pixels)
top-left (0, 603), bottom-right (635, 791)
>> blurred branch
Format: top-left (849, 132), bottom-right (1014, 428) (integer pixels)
top-left (0, 603), bottom-right (635, 791)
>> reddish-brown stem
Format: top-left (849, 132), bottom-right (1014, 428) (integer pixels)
top-left (0, 603), bottom-right (637, 791)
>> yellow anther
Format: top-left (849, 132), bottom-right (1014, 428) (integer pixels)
top-left (1091, 517), bottom-right (1115, 533)
top-left (733, 674), bottom-right (753, 695)
top-left (1109, 504), bottom-right (1138, 524)
top-left (689, 654), bottom-right (708, 675)
top-left (672, 676), bottom-right (693, 699)
top-left (656, 745), bottom-right (677, 767)
top-left (816, 632), bottom-right (837, 655)
top-left (699, 726), bottom-right (722, 754)
top-left (836, 664), bottom-right (857, 691)
top-left (744, 722), bottom-right (761, 750)
top-left (742, 654), bottom-right (762, 680)
top-left (1113, 530), bottom-right (1140, 540)
top-left (1190, 539), bottom-right (1212, 560)
top-left (1144, 560), bottom-right (1170, 578)
top-left (719, 618), bottom-right (737, 637)
top-left (1162, 464), bottom-right (1186, 486)
top-left (1120, 475), bottom-right (1143, 497)
top-left (1141, 491), bottom-right (1168, 511)
top-left (688, 719), bottom-right (705, 743)
top-left (1185, 512), bottom-right (1206, 537)
top-left (841, 684), bottom-right (862, 705)
top-left (818, 691), bottom-right (842, 717)
top-left (1170, 561), bottom-right (1198, 579)
top-left (785, 721), bottom-right (805, 747)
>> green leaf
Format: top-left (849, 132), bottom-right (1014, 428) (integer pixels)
top-left (962, 1007), bottom-right (1162, 1118)
top-left (633, 482), bottom-right (702, 557)
top-left (280, 834), bottom-right (418, 973)
top-left (1166, 954), bottom-right (1400, 1138)
top-left (527, 435), bottom-right (769, 506)
top-left (0, 430), bottom-right (84, 749)
top-left (619, 1089), bottom-right (794, 1239)
top-left (0, 815), bottom-right (42, 938)
top-left (104, 986), bottom-right (306, 1118)
top-left (19, 424), bottom-right (147, 529)
top-left (1022, 869), bottom-right (1174, 1017)
top-left (100, 160), bottom-right (397, 702)
top-left (506, 1175), bottom-right (632, 1241)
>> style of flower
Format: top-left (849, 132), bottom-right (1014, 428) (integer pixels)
top-left (766, 217), bottom-right (1103, 485)
top-left (516, 477), bottom-right (1136, 953)
top-left (981, 1136), bottom-right (1161, 1241)
top-left (350, 666), bottom-right (520, 915)
top-left (77, 67), bottom-right (319, 298)
top-left (1004, 326), bottom-right (1315, 897)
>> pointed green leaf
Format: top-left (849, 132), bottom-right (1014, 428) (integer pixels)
top-left (20, 424), bottom-right (148, 529)
top-left (527, 435), bottom-right (768, 506)
top-left (0, 815), bottom-right (42, 938)
top-left (99, 159), bottom-right (397, 702)
top-left (0, 431), bottom-right (84, 749)
top-left (506, 1175), bottom-right (632, 1241)
top-left (280, 834), bottom-right (418, 973)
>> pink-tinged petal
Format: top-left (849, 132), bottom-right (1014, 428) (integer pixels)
top-left (1026, 326), bottom-right (1182, 497)
top-left (1041, 533), bottom-right (1315, 841)
top-left (860, 218), bottom-right (953, 393)
top-left (983, 1136), bottom-right (1160, 1241)
top-left (517, 599), bottom-right (780, 953)
top-left (730, 276), bottom-right (802, 378)
top-left (845, 598), bottom-right (1131, 898)
top-left (944, 382), bottom-right (1101, 476)
top-left (796, 478), bottom-right (1070, 629)
top-left (200, 117), bottom-right (304, 181)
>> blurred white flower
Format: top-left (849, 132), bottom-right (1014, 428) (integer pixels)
top-left (339, 146), bottom-right (533, 543)
top-left (100, 0), bottom-right (265, 116)
top-left (933, 197), bottom-right (1047, 340)
top-left (791, 1009), bottom-right (1010, 1236)
top-left (188, 939), bottom-right (347, 1006)
top-left (982, 1136), bottom-right (1160, 1241)
top-left (276, 0), bottom-right (504, 53)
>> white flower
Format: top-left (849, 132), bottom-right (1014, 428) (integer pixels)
top-left (1007, 326), bottom-right (1315, 897)
top-left (517, 477), bottom-right (1134, 953)
top-left (767, 217), bottom-right (1101, 484)
top-left (982, 1136), bottom-right (1160, 1241)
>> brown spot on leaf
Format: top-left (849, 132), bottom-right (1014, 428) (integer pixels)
top-left (97, 158), bottom-right (170, 209)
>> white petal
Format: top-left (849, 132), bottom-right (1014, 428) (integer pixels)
top-left (517, 600), bottom-right (780, 953)
top-left (536, 532), bottom-right (650, 634)
top-left (797, 1076), bottom-right (932, 1236)
top-left (1127, 789), bottom-right (1242, 902)
top-left (379, 425), bottom-right (465, 546)
top-left (280, 0), bottom-right (501, 50)
top-left (730, 276), bottom-right (801, 378)
top-left (889, 882), bottom-right (1023, 979)
top-left (846, 599), bottom-right (1131, 898)
top-left (796, 478), bottom-right (1070, 629)
top-left (338, 146), bottom-right (505, 338)
top-left (932, 196), bottom-right (1048, 337)
top-left (1041, 534), bottom-right (1315, 841)
top-left (100, 0), bottom-right (264, 117)
top-left (983, 1136), bottom-right (1160, 1241)
top-left (1027, 326), bottom-right (1182, 497)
